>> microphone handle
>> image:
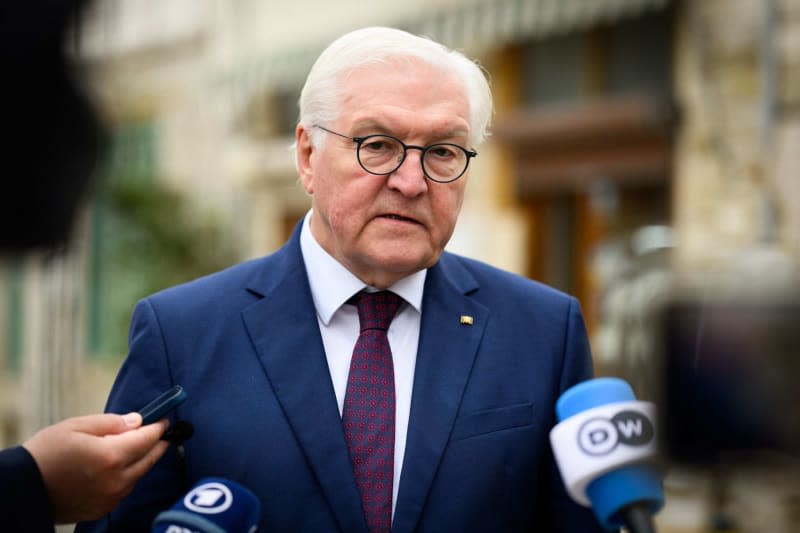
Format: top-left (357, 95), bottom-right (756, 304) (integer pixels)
top-left (621, 503), bottom-right (657, 533)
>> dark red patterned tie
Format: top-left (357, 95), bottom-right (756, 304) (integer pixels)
top-left (342, 290), bottom-right (403, 533)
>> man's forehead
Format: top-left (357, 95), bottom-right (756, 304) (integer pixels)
top-left (350, 117), bottom-right (469, 139)
top-left (341, 54), bottom-right (445, 78)
top-left (338, 56), bottom-right (464, 98)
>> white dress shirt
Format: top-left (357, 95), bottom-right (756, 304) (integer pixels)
top-left (299, 210), bottom-right (425, 517)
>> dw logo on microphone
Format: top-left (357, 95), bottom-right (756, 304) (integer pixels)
top-left (578, 410), bottom-right (655, 456)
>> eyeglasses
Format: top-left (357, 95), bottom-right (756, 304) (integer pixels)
top-left (313, 125), bottom-right (477, 183)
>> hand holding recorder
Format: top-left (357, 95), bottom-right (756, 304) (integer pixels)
top-left (21, 385), bottom-right (188, 524)
top-left (23, 413), bottom-right (169, 523)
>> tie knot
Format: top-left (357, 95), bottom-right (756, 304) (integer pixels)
top-left (350, 291), bottom-right (403, 333)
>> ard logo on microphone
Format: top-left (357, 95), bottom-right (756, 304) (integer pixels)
top-left (578, 410), bottom-right (654, 456)
top-left (183, 482), bottom-right (233, 514)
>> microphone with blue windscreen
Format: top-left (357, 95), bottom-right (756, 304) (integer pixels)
top-left (549, 377), bottom-right (664, 533)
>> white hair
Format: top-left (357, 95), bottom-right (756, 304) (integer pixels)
top-left (298, 26), bottom-right (493, 149)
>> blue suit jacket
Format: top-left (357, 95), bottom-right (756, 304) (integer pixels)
top-left (78, 221), bottom-right (606, 532)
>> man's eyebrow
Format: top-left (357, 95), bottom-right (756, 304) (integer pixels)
top-left (437, 128), bottom-right (470, 140)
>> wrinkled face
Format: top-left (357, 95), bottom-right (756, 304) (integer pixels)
top-left (296, 58), bottom-right (471, 288)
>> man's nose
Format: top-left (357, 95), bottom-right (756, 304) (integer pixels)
top-left (387, 149), bottom-right (428, 197)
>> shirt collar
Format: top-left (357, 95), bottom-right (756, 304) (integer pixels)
top-left (300, 210), bottom-right (426, 325)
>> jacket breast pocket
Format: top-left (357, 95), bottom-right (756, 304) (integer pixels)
top-left (450, 402), bottom-right (534, 441)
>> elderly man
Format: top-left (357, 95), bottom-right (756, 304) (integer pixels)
top-left (78, 27), bottom-right (606, 532)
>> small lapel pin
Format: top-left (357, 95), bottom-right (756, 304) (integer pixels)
top-left (460, 315), bottom-right (474, 326)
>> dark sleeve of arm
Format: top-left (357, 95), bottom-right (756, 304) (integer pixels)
top-left (75, 298), bottom-right (187, 532)
top-left (539, 297), bottom-right (617, 532)
top-left (0, 446), bottom-right (55, 532)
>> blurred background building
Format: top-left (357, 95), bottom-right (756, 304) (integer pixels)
top-left (1, 0), bottom-right (799, 531)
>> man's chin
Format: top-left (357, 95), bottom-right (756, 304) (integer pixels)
top-left (357, 249), bottom-right (439, 285)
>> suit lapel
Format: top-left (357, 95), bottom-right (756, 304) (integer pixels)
top-left (393, 256), bottom-right (488, 533)
top-left (241, 227), bottom-right (368, 533)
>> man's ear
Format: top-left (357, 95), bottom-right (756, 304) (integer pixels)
top-left (296, 124), bottom-right (315, 194)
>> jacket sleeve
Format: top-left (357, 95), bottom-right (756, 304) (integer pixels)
top-left (0, 445), bottom-right (55, 532)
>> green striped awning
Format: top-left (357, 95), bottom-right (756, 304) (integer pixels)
top-left (223, 0), bottom-right (670, 101)
top-left (412, 0), bottom-right (670, 51)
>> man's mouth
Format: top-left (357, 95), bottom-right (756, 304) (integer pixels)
top-left (379, 213), bottom-right (420, 224)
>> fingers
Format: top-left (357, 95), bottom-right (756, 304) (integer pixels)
top-left (65, 412), bottom-right (143, 436)
top-left (124, 438), bottom-right (170, 483)
top-left (111, 419), bottom-right (170, 467)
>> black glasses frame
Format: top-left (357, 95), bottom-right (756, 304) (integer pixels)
top-left (313, 124), bottom-right (477, 183)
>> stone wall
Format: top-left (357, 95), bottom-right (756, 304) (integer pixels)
top-left (674, 0), bottom-right (799, 288)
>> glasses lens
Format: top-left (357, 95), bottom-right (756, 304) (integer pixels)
top-left (423, 144), bottom-right (468, 183)
top-left (357, 135), bottom-right (404, 174)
